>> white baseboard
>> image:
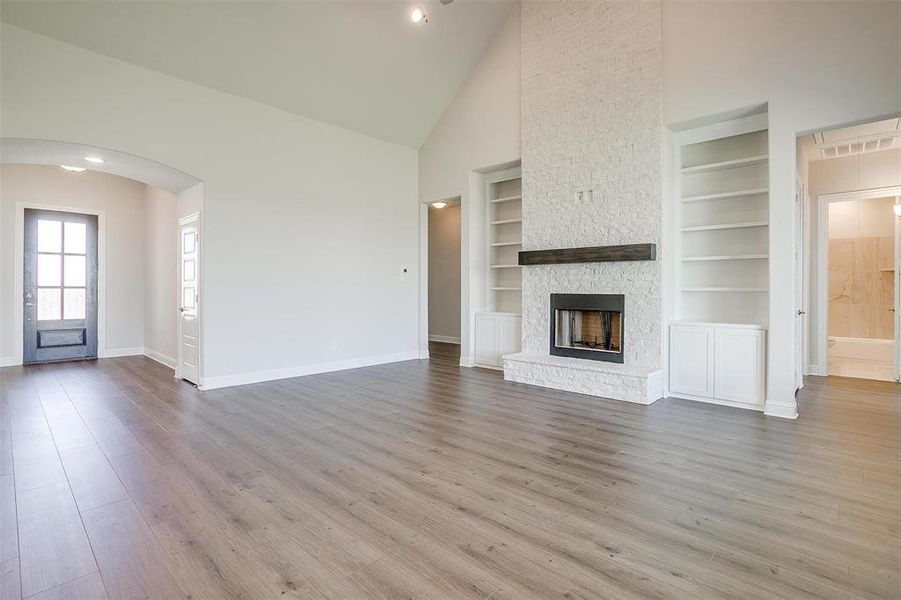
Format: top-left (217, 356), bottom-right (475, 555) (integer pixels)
top-left (199, 350), bottom-right (421, 391)
top-left (101, 346), bottom-right (144, 358)
top-left (668, 391), bottom-right (764, 413)
top-left (0, 356), bottom-right (18, 368)
top-left (764, 401), bottom-right (799, 420)
top-left (428, 335), bottom-right (461, 344)
top-left (143, 348), bottom-right (176, 369)
top-left (459, 356), bottom-right (474, 368)
top-left (806, 363), bottom-right (826, 376)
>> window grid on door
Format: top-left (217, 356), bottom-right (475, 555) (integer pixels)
top-left (36, 219), bottom-right (87, 321)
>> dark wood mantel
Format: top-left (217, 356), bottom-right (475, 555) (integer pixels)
top-left (518, 243), bottom-right (657, 266)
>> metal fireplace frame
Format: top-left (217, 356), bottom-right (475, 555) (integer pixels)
top-left (549, 293), bottom-right (625, 363)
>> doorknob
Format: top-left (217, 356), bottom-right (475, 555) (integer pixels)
top-left (178, 307), bottom-right (185, 312)
top-left (797, 310), bottom-right (806, 315)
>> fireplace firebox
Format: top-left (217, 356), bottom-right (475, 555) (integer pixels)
top-left (549, 293), bottom-right (624, 363)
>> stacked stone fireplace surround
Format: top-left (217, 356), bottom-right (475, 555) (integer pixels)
top-left (502, 1), bottom-right (665, 404)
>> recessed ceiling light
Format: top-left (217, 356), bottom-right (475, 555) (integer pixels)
top-left (411, 7), bottom-right (427, 23)
top-left (431, 201), bottom-right (447, 209)
top-left (60, 165), bottom-right (86, 172)
top-left (84, 156), bottom-right (104, 164)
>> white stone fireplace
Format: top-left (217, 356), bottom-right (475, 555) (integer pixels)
top-left (502, 0), bottom-right (664, 404)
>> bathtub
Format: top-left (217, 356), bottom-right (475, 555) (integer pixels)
top-left (828, 336), bottom-right (895, 381)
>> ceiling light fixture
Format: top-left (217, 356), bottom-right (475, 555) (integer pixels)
top-left (431, 201), bottom-right (447, 209)
top-left (60, 165), bottom-right (86, 172)
top-left (84, 156), bottom-right (105, 164)
top-left (411, 7), bottom-right (427, 24)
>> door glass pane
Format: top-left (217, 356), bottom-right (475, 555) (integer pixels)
top-left (63, 288), bottom-right (86, 320)
top-left (37, 288), bottom-right (61, 321)
top-left (64, 222), bottom-right (87, 254)
top-left (37, 220), bottom-right (62, 253)
top-left (37, 254), bottom-right (62, 286)
top-left (183, 259), bottom-right (196, 282)
top-left (183, 287), bottom-right (196, 309)
top-left (64, 255), bottom-right (86, 287)
top-left (183, 231), bottom-right (196, 254)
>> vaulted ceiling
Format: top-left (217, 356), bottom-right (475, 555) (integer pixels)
top-left (0, 0), bottom-right (515, 148)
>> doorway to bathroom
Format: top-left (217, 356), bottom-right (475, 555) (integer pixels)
top-left (818, 191), bottom-right (899, 381)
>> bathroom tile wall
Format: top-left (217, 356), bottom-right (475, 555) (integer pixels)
top-left (828, 235), bottom-right (894, 339)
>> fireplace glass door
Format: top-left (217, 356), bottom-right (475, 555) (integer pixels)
top-left (554, 309), bottom-right (622, 354)
top-left (549, 293), bottom-right (625, 363)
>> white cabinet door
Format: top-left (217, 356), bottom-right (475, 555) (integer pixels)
top-left (669, 325), bottom-right (715, 397)
top-left (474, 314), bottom-right (498, 367)
top-left (714, 327), bottom-right (765, 405)
top-left (496, 316), bottom-right (522, 363)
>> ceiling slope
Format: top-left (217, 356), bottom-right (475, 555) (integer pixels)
top-left (0, 0), bottom-right (515, 148)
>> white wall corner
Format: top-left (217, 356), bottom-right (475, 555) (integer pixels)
top-left (144, 348), bottom-right (176, 370)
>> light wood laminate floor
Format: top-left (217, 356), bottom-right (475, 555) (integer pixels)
top-left (1, 342), bottom-right (898, 599)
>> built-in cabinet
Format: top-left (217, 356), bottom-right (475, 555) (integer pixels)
top-left (670, 322), bottom-right (765, 408)
top-left (668, 112), bottom-right (770, 411)
top-left (474, 167), bottom-right (523, 369)
top-left (474, 312), bottom-right (521, 369)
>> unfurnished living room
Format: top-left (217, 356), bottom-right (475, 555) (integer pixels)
top-left (0, 1), bottom-right (899, 599)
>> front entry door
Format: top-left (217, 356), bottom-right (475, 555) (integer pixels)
top-left (177, 215), bottom-right (200, 384)
top-left (23, 209), bottom-right (98, 364)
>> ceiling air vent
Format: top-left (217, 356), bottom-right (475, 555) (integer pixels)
top-left (813, 117), bottom-right (900, 160)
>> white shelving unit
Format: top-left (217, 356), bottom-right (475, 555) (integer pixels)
top-left (675, 118), bottom-right (770, 326)
top-left (668, 112), bottom-right (770, 411)
top-left (473, 167), bottom-right (523, 370)
top-left (487, 172), bottom-right (523, 315)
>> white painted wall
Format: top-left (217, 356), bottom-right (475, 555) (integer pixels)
top-left (418, 6), bottom-right (521, 364)
top-left (427, 204), bottom-right (461, 342)
top-left (419, 6), bottom-right (521, 204)
top-left (143, 185), bottom-right (178, 366)
top-left (0, 165), bottom-right (145, 359)
top-left (1, 24), bottom-right (420, 386)
top-left (663, 0), bottom-right (901, 418)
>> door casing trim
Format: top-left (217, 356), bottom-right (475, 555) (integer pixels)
top-left (14, 203), bottom-right (107, 366)
top-left (814, 186), bottom-right (901, 378)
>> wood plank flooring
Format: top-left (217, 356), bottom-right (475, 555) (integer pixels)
top-left (0, 342), bottom-right (898, 599)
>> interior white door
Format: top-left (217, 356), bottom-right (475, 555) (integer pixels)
top-left (178, 216), bottom-right (200, 384)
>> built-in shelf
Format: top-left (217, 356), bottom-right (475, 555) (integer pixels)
top-left (681, 220), bottom-right (768, 232)
top-left (682, 188), bottom-right (768, 203)
top-left (486, 169), bottom-right (523, 316)
top-left (681, 155), bottom-right (768, 174)
top-left (681, 254), bottom-right (768, 262)
top-left (682, 287), bottom-right (768, 293)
